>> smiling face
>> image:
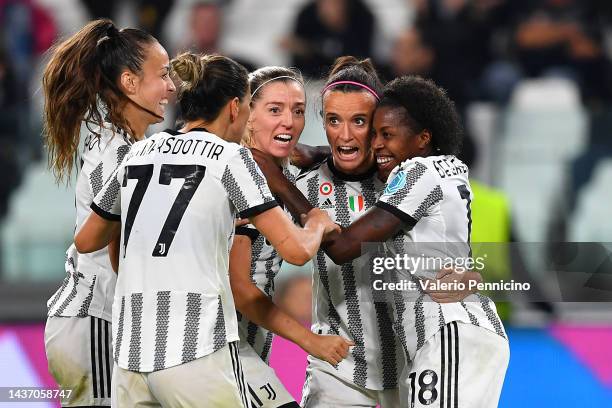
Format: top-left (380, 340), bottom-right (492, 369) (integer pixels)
top-left (249, 81), bottom-right (305, 159)
top-left (131, 41), bottom-right (175, 122)
top-left (372, 105), bottom-right (431, 181)
top-left (323, 91), bottom-right (377, 174)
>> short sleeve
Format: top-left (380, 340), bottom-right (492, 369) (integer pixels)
top-left (221, 147), bottom-right (278, 219)
top-left (90, 163), bottom-right (124, 221)
top-left (235, 224), bottom-right (260, 242)
top-left (375, 161), bottom-right (443, 227)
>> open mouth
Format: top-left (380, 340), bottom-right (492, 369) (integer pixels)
top-left (337, 145), bottom-right (359, 160)
top-left (376, 155), bottom-right (396, 172)
top-left (273, 134), bottom-right (293, 145)
top-left (159, 99), bottom-right (168, 111)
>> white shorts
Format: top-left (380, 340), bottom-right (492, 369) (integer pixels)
top-left (45, 315), bottom-right (113, 407)
top-left (239, 341), bottom-right (298, 408)
top-left (111, 342), bottom-right (249, 407)
top-left (400, 321), bottom-right (509, 408)
top-left (301, 356), bottom-right (400, 408)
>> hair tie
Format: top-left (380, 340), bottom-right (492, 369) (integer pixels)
top-left (251, 76), bottom-right (304, 98)
top-left (106, 25), bottom-right (120, 37)
top-left (322, 80), bottom-right (380, 100)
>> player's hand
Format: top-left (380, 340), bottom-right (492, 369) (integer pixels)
top-left (251, 148), bottom-right (287, 193)
top-left (303, 333), bottom-right (354, 366)
top-left (301, 209), bottom-right (341, 235)
top-left (422, 268), bottom-right (481, 303)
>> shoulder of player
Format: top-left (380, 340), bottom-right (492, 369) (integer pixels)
top-left (398, 155), bottom-right (466, 177)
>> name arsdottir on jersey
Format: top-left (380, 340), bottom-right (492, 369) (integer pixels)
top-left (375, 155), bottom-right (507, 362)
top-left (47, 122), bottom-right (131, 322)
top-left (91, 128), bottom-right (277, 373)
top-left (235, 164), bottom-right (300, 363)
top-left (295, 157), bottom-right (404, 391)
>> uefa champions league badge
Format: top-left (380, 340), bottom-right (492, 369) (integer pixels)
top-left (384, 170), bottom-right (407, 195)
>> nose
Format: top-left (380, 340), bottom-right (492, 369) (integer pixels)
top-left (338, 123), bottom-right (352, 141)
top-left (280, 109), bottom-right (293, 129)
top-left (167, 77), bottom-right (176, 93)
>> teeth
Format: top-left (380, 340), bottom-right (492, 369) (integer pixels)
top-left (274, 134), bottom-right (292, 142)
top-left (338, 146), bottom-right (358, 153)
top-left (377, 156), bottom-right (392, 164)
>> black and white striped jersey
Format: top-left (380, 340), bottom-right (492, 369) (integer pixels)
top-left (376, 155), bottom-right (507, 362)
top-left (47, 123), bottom-right (131, 322)
top-left (91, 128), bottom-right (277, 372)
top-left (296, 157), bottom-right (404, 391)
top-left (235, 164), bottom-right (300, 363)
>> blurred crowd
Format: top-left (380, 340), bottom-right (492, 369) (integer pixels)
top-left (2, 0), bottom-right (612, 243)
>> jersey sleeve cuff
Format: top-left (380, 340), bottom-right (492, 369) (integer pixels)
top-left (239, 199), bottom-right (278, 219)
top-left (90, 203), bottom-right (121, 222)
top-left (375, 201), bottom-right (417, 229)
top-left (235, 226), bottom-right (260, 242)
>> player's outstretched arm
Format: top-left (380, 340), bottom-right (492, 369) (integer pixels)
top-left (229, 235), bottom-right (353, 365)
top-left (304, 207), bottom-right (405, 265)
top-left (252, 148), bottom-right (406, 264)
top-left (75, 212), bottom-right (121, 254)
top-left (251, 148), bottom-right (315, 219)
top-left (250, 206), bottom-right (339, 265)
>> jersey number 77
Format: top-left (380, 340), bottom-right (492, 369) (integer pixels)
top-left (122, 164), bottom-right (206, 257)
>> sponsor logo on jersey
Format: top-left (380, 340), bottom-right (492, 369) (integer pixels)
top-left (384, 170), bottom-right (407, 195)
top-left (320, 198), bottom-right (334, 209)
top-left (348, 195), bottom-right (364, 212)
top-left (319, 182), bottom-right (333, 195)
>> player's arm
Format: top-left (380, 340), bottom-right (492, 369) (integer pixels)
top-left (77, 164), bottom-right (123, 255)
top-left (248, 206), bottom-right (338, 265)
top-left (108, 235), bottom-right (120, 273)
top-left (251, 148), bottom-right (316, 222)
top-left (252, 148), bottom-right (406, 264)
top-left (75, 211), bottom-right (121, 253)
top-left (229, 234), bottom-right (353, 365)
top-left (316, 206), bottom-right (406, 265)
top-left (290, 143), bottom-right (331, 169)
top-left (227, 148), bottom-right (339, 265)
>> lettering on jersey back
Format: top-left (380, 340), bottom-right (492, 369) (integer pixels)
top-left (132, 136), bottom-right (225, 160)
top-left (432, 158), bottom-right (468, 179)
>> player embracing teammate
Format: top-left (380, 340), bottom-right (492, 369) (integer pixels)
top-left (257, 61), bottom-right (509, 407)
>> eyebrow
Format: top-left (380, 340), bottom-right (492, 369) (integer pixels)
top-left (266, 101), bottom-right (305, 105)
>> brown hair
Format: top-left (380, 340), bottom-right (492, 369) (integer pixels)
top-left (43, 19), bottom-right (157, 183)
top-left (172, 52), bottom-right (249, 123)
top-left (321, 56), bottom-right (383, 112)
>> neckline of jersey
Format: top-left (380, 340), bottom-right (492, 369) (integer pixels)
top-left (326, 155), bottom-right (377, 182)
top-left (164, 127), bottom-right (210, 135)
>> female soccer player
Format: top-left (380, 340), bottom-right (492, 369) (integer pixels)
top-left (267, 76), bottom-right (509, 408)
top-left (43, 19), bottom-right (175, 407)
top-left (231, 66), bottom-right (354, 408)
top-left (255, 56), bottom-right (405, 407)
top-left (75, 53), bottom-right (340, 407)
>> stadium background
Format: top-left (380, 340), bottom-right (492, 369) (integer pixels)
top-left (0, 0), bottom-right (611, 406)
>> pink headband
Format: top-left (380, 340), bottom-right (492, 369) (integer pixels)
top-left (322, 80), bottom-right (380, 100)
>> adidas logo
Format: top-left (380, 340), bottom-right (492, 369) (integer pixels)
top-left (321, 198), bottom-right (334, 209)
